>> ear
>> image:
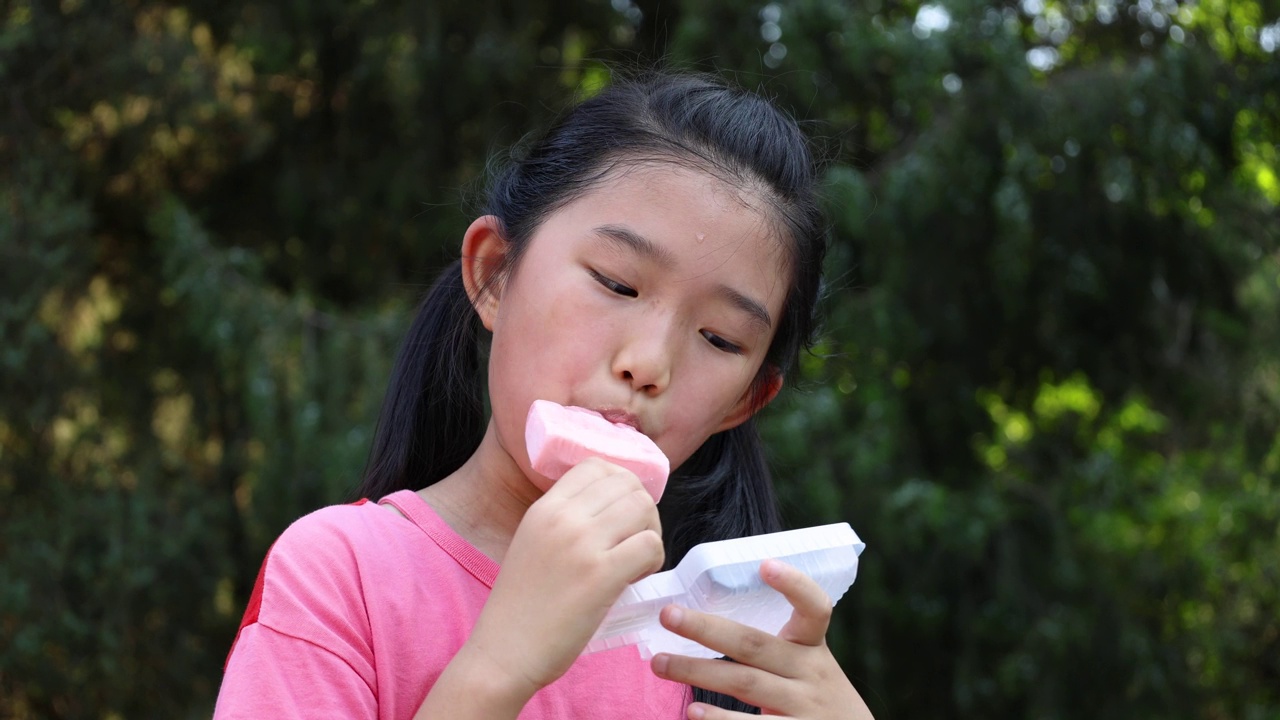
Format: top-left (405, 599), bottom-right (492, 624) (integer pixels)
top-left (716, 367), bottom-right (784, 433)
top-left (460, 215), bottom-right (510, 331)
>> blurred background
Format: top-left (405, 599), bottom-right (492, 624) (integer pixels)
top-left (3, 0), bottom-right (1279, 717)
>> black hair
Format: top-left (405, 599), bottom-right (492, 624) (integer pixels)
top-left (359, 69), bottom-right (827, 714)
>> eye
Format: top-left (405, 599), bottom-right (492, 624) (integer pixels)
top-left (701, 330), bottom-right (743, 355)
top-left (590, 270), bottom-right (638, 298)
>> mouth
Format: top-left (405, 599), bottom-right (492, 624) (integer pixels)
top-left (594, 408), bottom-right (645, 435)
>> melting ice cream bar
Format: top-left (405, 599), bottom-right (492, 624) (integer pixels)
top-left (525, 399), bottom-right (670, 501)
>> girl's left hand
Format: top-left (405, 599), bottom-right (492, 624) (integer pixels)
top-left (649, 559), bottom-right (874, 720)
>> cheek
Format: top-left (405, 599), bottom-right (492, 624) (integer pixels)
top-left (486, 282), bottom-right (611, 427)
top-left (492, 281), bottom-right (591, 373)
top-left (660, 373), bottom-right (754, 462)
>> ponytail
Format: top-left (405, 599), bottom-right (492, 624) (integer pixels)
top-left (358, 261), bottom-right (486, 500)
top-left (659, 419), bottom-right (782, 715)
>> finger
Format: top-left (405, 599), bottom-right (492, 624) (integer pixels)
top-left (594, 488), bottom-right (661, 545)
top-left (658, 605), bottom-right (798, 677)
top-left (650, 652), bottom-right (795, 713)
top-left (760, 559), bottom-right (833, 647)
top-left (609, 528), bottom-right (666, 584)
top-left (560, 467), bottom-right (646, 516)
top-left (681, 703), bottom-right (759, 720)
top-left (544, 457), bottom-right (632, 504)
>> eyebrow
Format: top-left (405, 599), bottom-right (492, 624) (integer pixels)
top-left (592, 224), bottom-right (678, 269)
top-left (592, 223), bottom-right (773, 332)
top-left (719, 284), bottom-right (773, 332)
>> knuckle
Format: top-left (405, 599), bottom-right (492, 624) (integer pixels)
top-left (578, 456), bottom-right (612, 475)
top-left (523, 502), bottom-right (554, 527)
top-left (735, 630), bottom-right (769, 660)
top-left (615, 469), bottom-right (643, 490)
top-left (641, 530), bottom-right (665, 561)
top-left (595, 456), bottom-right (627, 473)
top-left (628, 488), bottom-right (652, 510)
top-left (802, 589), bottom-right (834, 616)
top-left (726, 670), bottom-right (759, 700)
top-left (551, 509), bottom-right (589, 539)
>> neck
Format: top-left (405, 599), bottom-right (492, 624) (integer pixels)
top-left (416, 419), bottom-right (541, 563)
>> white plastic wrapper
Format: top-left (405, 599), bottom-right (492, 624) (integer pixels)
top-left (584, 523), bottom-right (865, 659)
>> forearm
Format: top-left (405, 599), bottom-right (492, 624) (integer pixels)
top-left (413, 642), bottom-right (537, 720)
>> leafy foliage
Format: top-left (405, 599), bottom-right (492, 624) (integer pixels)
top-left (2, 0), bottom-right (1278, 717)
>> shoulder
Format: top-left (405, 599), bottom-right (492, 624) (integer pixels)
top-left (277, 497), bottom-right (391, 543)
top-left (225, 499), bottom-right (401, 675)
top-left (219, 500), bottom-right (401, 711)
top-left (248, 499), bottom-right (420, 647)
top-left (263, 499), bottom-right (407, 591)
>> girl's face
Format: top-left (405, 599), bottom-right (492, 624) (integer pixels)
top-left (472, 162), bottom-right (789, 493)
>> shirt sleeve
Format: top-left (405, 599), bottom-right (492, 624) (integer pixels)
top-left (214, 506), bottom-right (379, 719)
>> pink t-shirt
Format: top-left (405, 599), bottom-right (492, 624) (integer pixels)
top-left (215, 490), bottom-right (690, 719)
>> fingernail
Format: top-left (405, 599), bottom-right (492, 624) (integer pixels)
top-left (652, 653), bottom-right (669, 676)
top-left (664, 606), bottom-right (684, 627)
top-left (688, 704), bottom-right (706, 719)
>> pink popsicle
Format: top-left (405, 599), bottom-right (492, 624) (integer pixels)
top-left (525, 399), bottom-right (670, 501)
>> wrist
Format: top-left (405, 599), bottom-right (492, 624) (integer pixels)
top-left (414, 641), bottom-right (540, 720)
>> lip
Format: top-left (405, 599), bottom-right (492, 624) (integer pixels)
top-left (595, 408), bottom-right (645, 434)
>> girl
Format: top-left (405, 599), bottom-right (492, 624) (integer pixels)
top-left (215, 70), bottom-right (874, 720)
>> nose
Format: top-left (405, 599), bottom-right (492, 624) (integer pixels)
top-left (611, 321), bottom-right (673, 395)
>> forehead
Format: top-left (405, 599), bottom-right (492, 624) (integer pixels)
top-left (540, 162), bottom-right (791, 283)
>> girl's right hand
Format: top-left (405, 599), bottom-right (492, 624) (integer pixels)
top-left (422, 457), bottom-right (665, 715)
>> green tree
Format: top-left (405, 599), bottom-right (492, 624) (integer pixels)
top-left (2, 0), bottom-right (1278, 717)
